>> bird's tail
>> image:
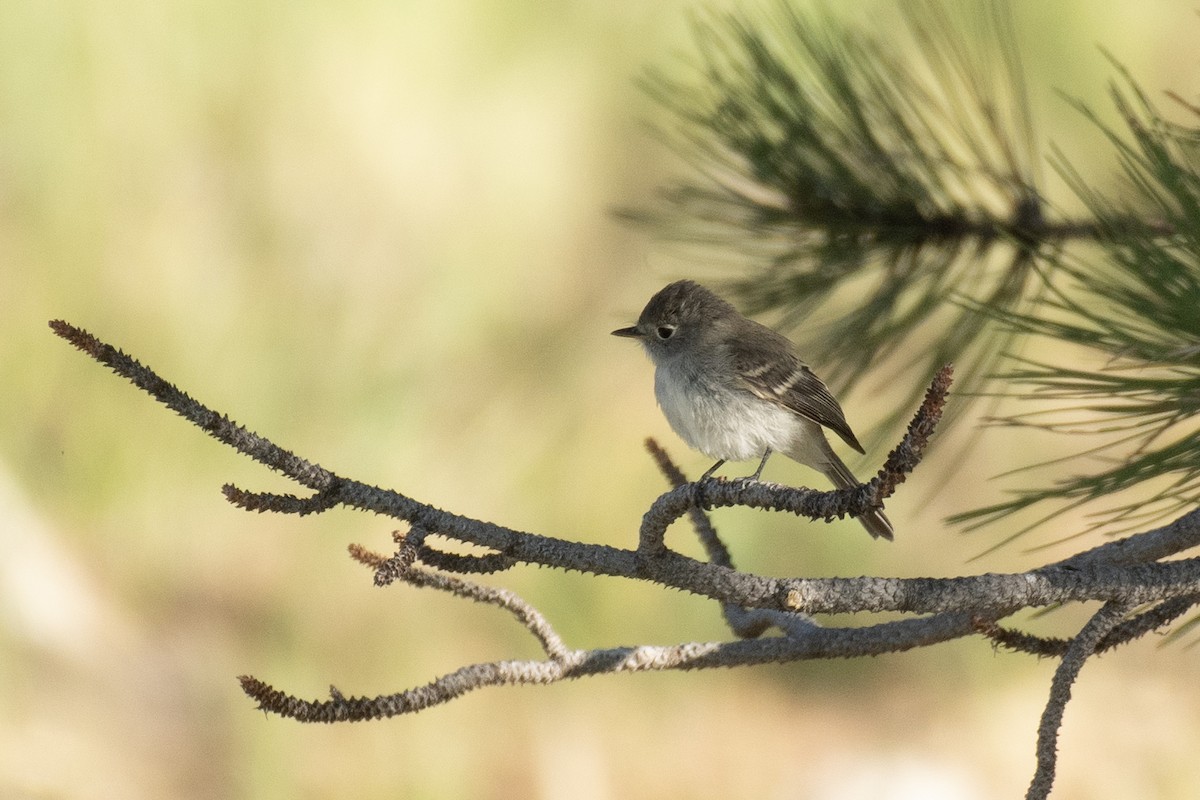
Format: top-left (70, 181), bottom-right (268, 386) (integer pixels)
top-left (820, 449), bottom-right (894, 540)
top-left (786, 425), bottom-right (894, 541)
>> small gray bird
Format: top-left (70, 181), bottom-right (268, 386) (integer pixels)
top-left (613, 280), bottom-right (893, 540)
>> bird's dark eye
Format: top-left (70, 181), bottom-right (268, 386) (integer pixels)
top-left (656, 325), bottom-right (676, 340)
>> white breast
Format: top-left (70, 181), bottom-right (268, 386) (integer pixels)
top-left (654, 359), bottom-right (803, 462)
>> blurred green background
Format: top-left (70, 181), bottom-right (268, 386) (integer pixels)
top-left (4, 1), bottom-right (1200, 798)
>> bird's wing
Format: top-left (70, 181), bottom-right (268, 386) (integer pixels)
top-left (731, 333), bottom-right (865, 454)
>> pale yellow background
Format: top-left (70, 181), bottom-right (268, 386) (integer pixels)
top-left (4, 2), bottom-right (1200, 798)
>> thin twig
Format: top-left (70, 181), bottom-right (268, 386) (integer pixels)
top-left (239, 610), bottom-right (983, 722)
top-left (348, 536), bottom-right (571, 662)
top-left (49, 319), bottom-right (335, 490)
top-left (974, 594), bottom-right (1200, 657)
top-left (223, 486), bottom-right (344, 516)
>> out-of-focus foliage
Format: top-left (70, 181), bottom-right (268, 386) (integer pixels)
top-left (955, 66), bottom-right (1200, 539)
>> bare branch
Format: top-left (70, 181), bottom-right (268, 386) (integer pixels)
top-left (239, 610), bottom-right (983, 722)
top-left (349, 532), bottom-right (571, 661)
top-left (974, 594), bottom-right (1200, 657)
top-left (48, 319), bottom-right (335, 490)
top-left (224, 485), bottom-right (344, 516)
top-left (51, 319), bottom-right (1200, 616)
top-left (1027, 601), bottom-right (1135, 800)
top-left (1058, 507), bottom-right (1200, 567)
top-left (50, 319), bottom-right (1200, 793)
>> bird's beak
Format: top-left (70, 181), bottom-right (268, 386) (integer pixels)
top-left (611, 326), bottom-right (643, 338)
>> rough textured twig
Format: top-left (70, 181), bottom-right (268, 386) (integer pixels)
top-left (239, 610), bottom-right (984, 722)
top-left (1026, 601), bottom-right (1135, 800)
top-left (349, 529), bottom-right (516, 575)
top-left (644, 438), bottom-right (733, 568)
top-left (349, 533), bottom-right (571, 661)
top-left (49, 319), bottom-right (335, 490)
top-left (1059, 508), bottom-right (1200, 567)
top-left (974, 594), bottom-right (1200, 657)
top-left (223, 485), bottom-right (345, 516)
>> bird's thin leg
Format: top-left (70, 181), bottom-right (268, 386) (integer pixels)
top-left (700, 460), bottom-right (726, 481)
top-left (748, 449), bottom-right (772, 481)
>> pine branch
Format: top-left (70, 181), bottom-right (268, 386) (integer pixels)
top-left (959, 61), bottom-right (1200, 536)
